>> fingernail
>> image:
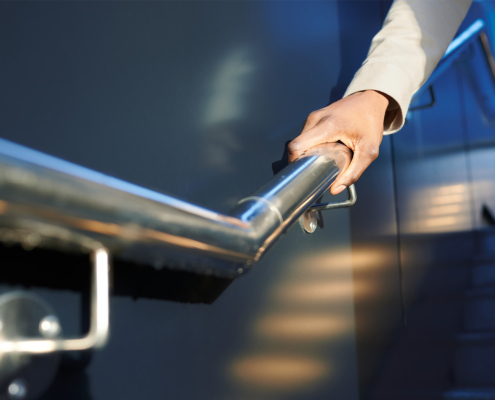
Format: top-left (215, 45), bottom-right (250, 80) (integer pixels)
top-left (290, 142), bottom-right (300, 150)
top-left (333, 185), bottom-right (346, 195)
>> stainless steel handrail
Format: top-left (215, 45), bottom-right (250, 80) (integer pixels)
top-left (310, 183), bottom-right (357, 211)
top-left (413, 19), bottom-right (494, 100)
top-left (0, 139), bottom-right (351, 278)
top-left (0, 248), bottom-right (109, 354)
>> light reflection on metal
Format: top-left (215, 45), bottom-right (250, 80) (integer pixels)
top-left (298, 209), bottom-right (318, 234)
top-left (479, 31), bottom-right (495, 85)
top-left (230, 355), bottom-right (329, 390)
top-left (423, 216), bottom-right (461, 228)
top-left (309, 184), bottom-right (357, 211)
top-left (415, 19), bottom-right (486, 99)
top-left (0, 139), bottom-right (351, 278)
top-left (431, 194), bottom-right (465, 205)
top-left (428, 204), bottom-right (462, 216)
top-left (300, 184), bottom-right (357, 234)
top-left (275, 280), bottom-right (372, 304)
top-left (437, 184), bottom-right (466, 195)
top-left (288, 248), bottom-right (388, 276)
top-left (228, 244), bottom-right (357, 394)
top-left (254, 314), bottom-right (351, 341)
top-left (0, 247), bottom-right (109, 354)
top-left (404, 181), bottom-right (472, 233)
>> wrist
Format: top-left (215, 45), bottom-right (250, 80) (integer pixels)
top-left (362, 90), bottom-right (390, 111)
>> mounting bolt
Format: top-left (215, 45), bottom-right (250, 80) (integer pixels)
top-left (39, 315), bottom-right (60, 338)
top-left (299, 210), bottom-right (318, 234)
top-left (8, 379), bottom-right (27, 399)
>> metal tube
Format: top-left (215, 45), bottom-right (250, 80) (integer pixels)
top-left (0, 139), bottom-right (350, 278)
top-left (414, 19), bottom-right (485, 100)
top-left (479, 31), bottom-right (495, 84)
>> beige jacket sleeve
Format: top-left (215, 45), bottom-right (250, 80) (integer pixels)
top-left (344, 0), bottom-right (472, 134)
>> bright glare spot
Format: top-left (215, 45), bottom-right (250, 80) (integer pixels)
top-left (294, 248), bottom-right (387, 275)
top-left (424, 216), bottom-right (459, 227)
top-left (432, 194), bottom-right (465, 205)
top-left (275, 280), bottom-right (372, 304)
top-left (255, 314), bottom-right (351, 340)
top-left (437, 184), bottom-right (465, 195)
top-left (230, 355), bottom-right (329, 390)
top-left (40, 321), bottom-right (51, 331)
top-left (8, 379), bottom-right (27, 398)
top-left (0, 200), bottom-right (8, 214)
top-left (428, 204), bottom-right (462, 215)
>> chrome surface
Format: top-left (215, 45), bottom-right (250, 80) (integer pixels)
top-left (0, 291), bottom-right (60, 399)
top-left (38, 316), bottom-right (61, 339)
top-left (309, 184), bottom-right (357, 212)
top-left (0, 248), bottom-right (109, 354)
top-left (479, 31), bottom-right (495, 83)
top-left (8, 379), bottom-right (27, 399)
top-left (298, 209), bottom-right (318, 234)
top-left (414, 19), bottom-right (490, 99)
top-left (0, 139), bottom-right (351, 277)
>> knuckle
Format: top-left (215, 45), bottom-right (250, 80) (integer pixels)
top-left (288, 141), bottom-right (300, 153)
top-left (307, 110), bottom-right (321, 122)
top-left (364, 144), bottom-right (379, 160)
top-left (319, 115), bottom-right (333, 126)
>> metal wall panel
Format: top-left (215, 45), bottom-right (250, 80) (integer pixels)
top-left (0, 2), bottom-right (387, 399)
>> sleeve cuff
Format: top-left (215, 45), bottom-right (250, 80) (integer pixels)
top-left (343, 61), bottom-right (415, 134)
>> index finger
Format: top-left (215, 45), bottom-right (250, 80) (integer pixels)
top-left (329, 144), bottom-right (379, 195)
top-left (288, 122), bottom-right (339, 162)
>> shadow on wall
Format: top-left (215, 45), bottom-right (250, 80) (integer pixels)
top-left (0, 245), bottom-right (233, 304)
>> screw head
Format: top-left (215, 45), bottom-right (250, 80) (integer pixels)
top-left (39, 315), bottom-right (60, 338)
top-left (8, 379), bottom-right (27, 399)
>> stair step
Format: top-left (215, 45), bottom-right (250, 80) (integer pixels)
top-left (455, 333), bottom-right (495, 386)
top-left (465, 288), bottom-right (495, 331)
top-left (444, 388), bottom-right (495, 399)
top-left (472, 264), bottom-right (495, 287)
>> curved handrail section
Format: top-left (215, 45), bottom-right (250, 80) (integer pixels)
top-left (414, 19), bottom-right (493, 100)
top-left (0, 138), bottom-right (350, 278)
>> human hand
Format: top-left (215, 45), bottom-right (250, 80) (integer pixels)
top-left (288, 90), bottom-right (389, 195)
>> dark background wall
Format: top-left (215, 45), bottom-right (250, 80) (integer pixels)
top-left (0, 1), bottom-right (494, 399)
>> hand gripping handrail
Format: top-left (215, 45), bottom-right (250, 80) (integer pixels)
top-left (0, 139), bottom-right (352, 279)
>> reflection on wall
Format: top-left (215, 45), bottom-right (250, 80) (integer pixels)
top-left (406, 183), bottom-right (471, 233)
top-left (254, 314), bottom-right (351, 341)
top-left (468, 147), bottom-right (495, 228)
top-left (202, 46), bottom-right (256, 171)
top-left (395, 150), bottom-right (477, 235)
top-left (225, 245), bottom-right (388, 398)
top-left (231, 355), bottom-right (329, 391)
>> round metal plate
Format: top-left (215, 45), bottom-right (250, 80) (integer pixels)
top-left (0, 291), bottom-right (61, 400)
top-left (298, 210), bottom-right (318, 234)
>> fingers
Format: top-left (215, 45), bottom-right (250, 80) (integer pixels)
top-left (302, 110), bottom-right (323, 132)
top-left (288, 118), bottom-right (337, 162)
top-left (330, 143), bottom-right (379, 195)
